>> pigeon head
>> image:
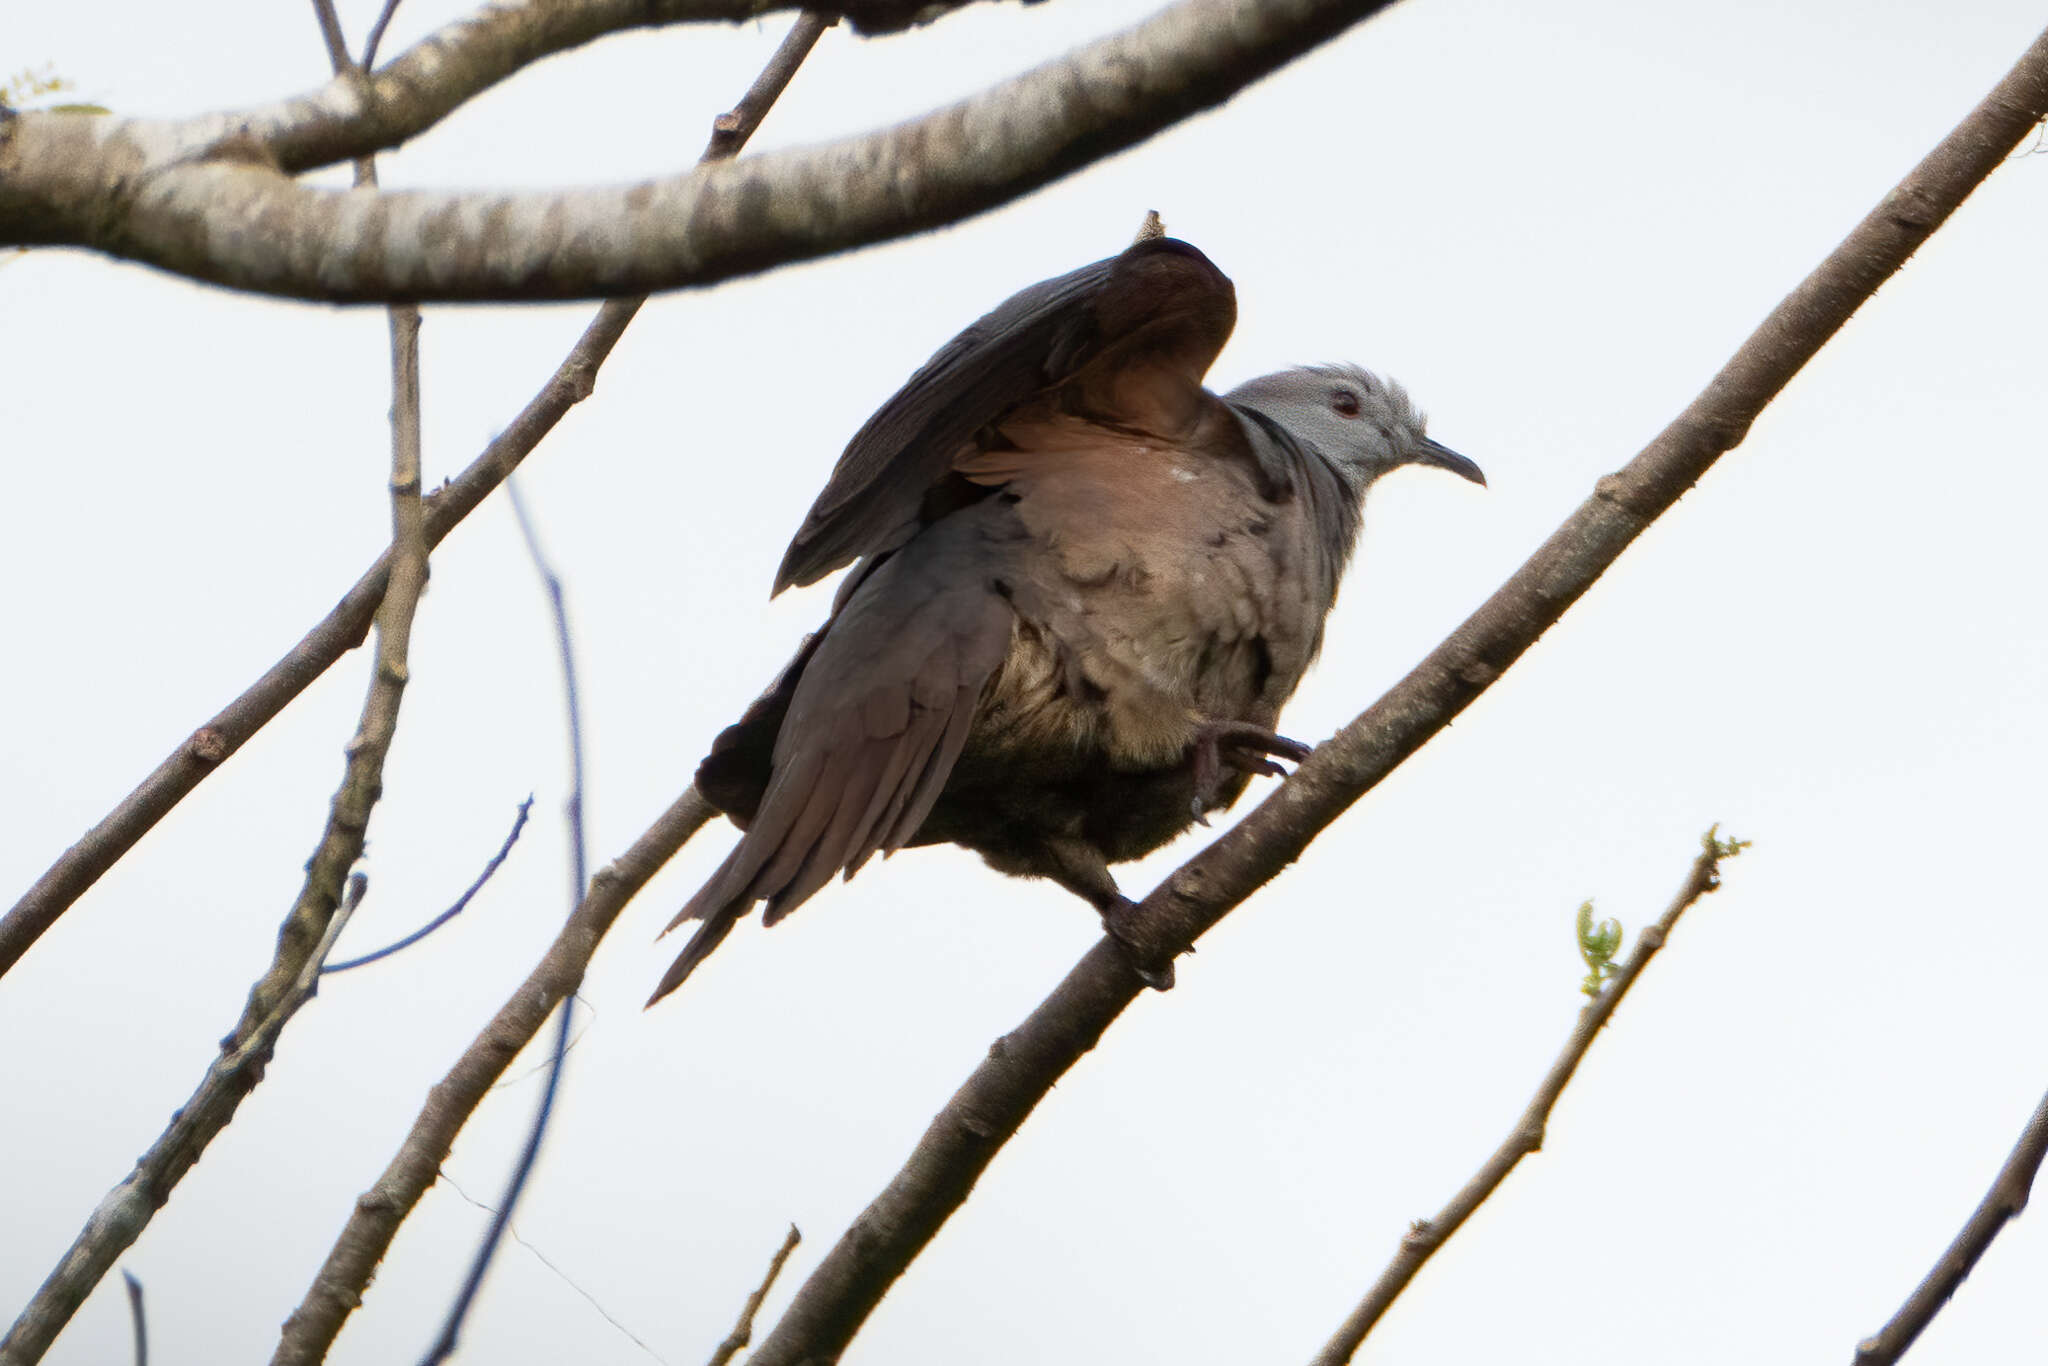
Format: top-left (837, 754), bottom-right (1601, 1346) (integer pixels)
top-left (1226, 363), bottom-right (1484, 497)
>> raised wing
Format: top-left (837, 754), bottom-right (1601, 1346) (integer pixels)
top-left (772, 235), bottom-right (1236, 593)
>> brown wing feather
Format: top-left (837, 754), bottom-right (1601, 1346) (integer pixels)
top-left (650, 510), bottom-right (1019, 1004)
top-left (774, 237), bottom-right (1236, 593)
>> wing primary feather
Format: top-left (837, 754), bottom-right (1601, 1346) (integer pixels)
top-left (647, 898), bottom-right (745, 1006)
top-left (884, 688), bottom-right (980, 856)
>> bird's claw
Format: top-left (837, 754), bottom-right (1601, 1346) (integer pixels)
top-left (1188, 721), bottom-right (1313, 813)
top-left (1100, 895), bottom-right (1176, 991)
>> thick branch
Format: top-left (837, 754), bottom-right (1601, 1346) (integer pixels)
top-left (1852, 1087), bottom-right (2048, 1365)
top-left (0, 0), bottom-right (1400, 300)
top-left (740, 27), bottom-right (2048, 1366)
top-left (0, 0), bottom-right (982, 214)
top-left (1309, 830), bottom-right (1744, 1366)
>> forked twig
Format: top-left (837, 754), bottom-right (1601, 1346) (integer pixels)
top-left (1308, 829), bottom-right (1747, 1366)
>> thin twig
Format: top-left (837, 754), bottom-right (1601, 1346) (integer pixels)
top-left (707, 1227), bottom-right (803, 1366)
top-left (361, 0), bottom-right (406, 69)
top-left (323, 795), bottom-right (533, 973)
top-left (416, 483), bottom-right (587, 1366)
top-left (308, 0), bottom-right (352, 72)
top-left (1852, 1087), bottom-right (2048, 1365)
top-left (0, 876), bottom-right (363, 1364)
top-left (1309, 829), bottom-right (1747, 1366)
top-left (270, 20), bottom-right (826, 1362)
top-left (269, 789), bottom-right (715, 1366)
top-left (0, 301), bottom-right (636, 982)
top-left (119, 1272), bottom-right (145, 1366)
top-left (736, 34), bottom-right (2048, 1366)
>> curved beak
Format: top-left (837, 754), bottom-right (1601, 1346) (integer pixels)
top-left (1418, 437), bottom-right (1485, 487)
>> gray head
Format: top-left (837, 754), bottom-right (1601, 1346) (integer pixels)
top-left (1225, 363), bottom-right (1483, 498)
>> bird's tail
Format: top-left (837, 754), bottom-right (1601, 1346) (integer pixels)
top-left (645, 894), bottom-right (747, 1007)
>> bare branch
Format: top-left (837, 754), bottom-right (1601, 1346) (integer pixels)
top-left (360, 0), bottom-right (408, 70)
top-left (0, 11), bottom-right (831, 986)
top-left (269, 788), bottom-right (716, 1366)
top-left (0, 43), bottom-right (431, 1338)
top-left (271, 23), bottom-right (825, 1361)
top-left (1852, 1087), bottom-right (2048, 1365)
top-left (707, 1227), bottom-right (803, 1366)
top-left (0, 300), bottom-right (634, 982)
top-left (0, 874), bottom-right (364, 1363)
top-left (737, 31), bottom-right (2048, 1366)
top-left (308, 0), bottom-right (353, 73)
top-left (322, 796), bottom-right (533, 974)
top-left (0, 0), bottom-right (1402, 301)
top-left (417, 483), bottom-right (588, 1365)
top-left (1309, 829), bottom-right (1748, 1366)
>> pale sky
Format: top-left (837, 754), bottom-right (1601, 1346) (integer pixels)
top-left (4, 2), bottom-right (2047, 1363)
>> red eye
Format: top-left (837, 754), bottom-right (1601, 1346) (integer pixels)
top-left (1331, 390), bottom-right (1362, 417)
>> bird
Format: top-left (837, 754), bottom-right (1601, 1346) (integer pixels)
top-left (648, 234), bottom-right (1482, 1005)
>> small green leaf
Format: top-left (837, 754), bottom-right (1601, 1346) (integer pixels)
top-left (1576, 899), bottom-right (1624, 997)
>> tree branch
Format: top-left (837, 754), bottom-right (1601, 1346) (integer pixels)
top-left (268, 788), bottom-right (717, 1366)
top-left (416, 483), bottom-right (588, 1365)
top-left (1309, 828), bottom-right (1747, 1366)
top-left (0, 0), bottom-right (1402, 300)
top-left (0, 62), bottom-right (432, 1344)
top-left (0, 874), bottom-right (364, 1364)
top-left (707, 1226), bottom-right (803, 1366)
top-left (0, 299), bottom-right (632, 982)
top-left (322, 795), bottom-right (532, 974)
top-left (1852, 1086), bottom-right (2048, 1365)
top-left (269, 22), bottom-right (827, 1361)
top-left (0, 11), bottom-right (835, 985)
top-left (737, 28), bottom-right (2048, 1366)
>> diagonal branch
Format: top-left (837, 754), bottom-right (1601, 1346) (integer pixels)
top-left (269, 788), bottom-right (718, 1366)
top-left (270, 20), bottom-right (829, 1362)
top-left (736, 27), bottom-right (2048, 1366)
top-left (707, 1226), bottom-right (803, 1366)
top-left (0, 300), bottom-right (635, 982)
top-left (0, 875), bottom-right (365, 1364)
top-left (0, 0), bottom-right (1403, 300)
top-left (1309, 828), bottom-right (1747, 1366)
top-left (1852, 1086), bottom-right (2048, 1365)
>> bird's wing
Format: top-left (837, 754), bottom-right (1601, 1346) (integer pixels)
top-left (772, 235), bottom-right (1236, 593)
top-left (651, 509), bottom-right (1019, 1004)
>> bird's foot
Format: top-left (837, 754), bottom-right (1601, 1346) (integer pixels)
top-left (1100, 895), bottom-right (1176, 991)
top-left (1188, 721), bottom-right (1314, 819)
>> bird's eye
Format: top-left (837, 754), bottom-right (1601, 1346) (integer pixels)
top-left (1331, 389), bottom-right (1362, 418)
